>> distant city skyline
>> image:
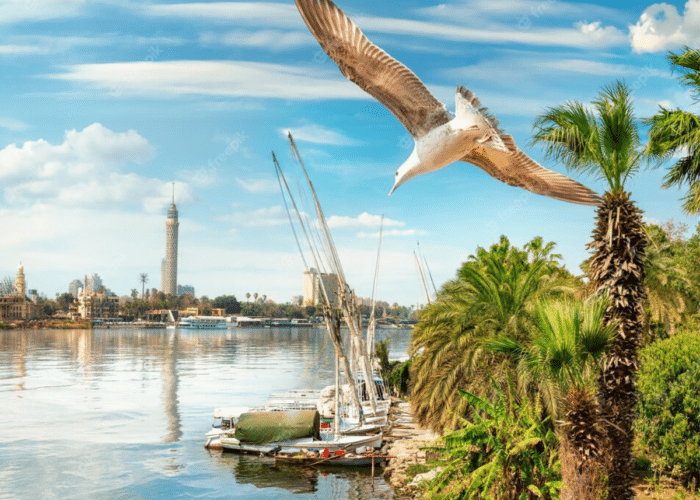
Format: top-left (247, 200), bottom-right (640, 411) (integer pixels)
top-left (1, 0), bottom-right (699, 305)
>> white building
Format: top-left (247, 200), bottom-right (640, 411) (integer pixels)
top-left (84, 273), bottom-right (103, 293)
top-left (302, 268), bottom-right (340, 307)
top-left (69, 279), bottom-right (83, 298)
top-left (14, 263), bottom-right (26, 297)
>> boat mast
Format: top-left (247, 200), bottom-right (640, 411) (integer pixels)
top-left (366, 215), bottom-right (384, 360)
top-left (414, 249), bottom-right (431, 305)
top-left (273, 143), bottom-right (367, 425)
top-left (417, 241), bottom-right (438, 298)
top-left (286, 133), bottom-right (379, 416)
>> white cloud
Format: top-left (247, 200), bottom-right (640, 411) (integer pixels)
top-left (354, 15), bottom-right (626, 49)
top-left (540, 58), bottom-right (639, 76)
top-left (0, 117), bottom-right (29, 132)
top-left (357, 229), bottom-right (427, 238)
top-left (0, 0), bottom-right (87, 24)
top-left (327, 212), bottom-right (404, 229)
top-left (575, 21), bottom-right (626, 44)
top-left (0, 123), bottom-right (191, 212)
top-left (49, 60), bottom-right (368, 100)
top-left (235, 177), bottom-right (280, 194)
top-left (0, 44), bottom-right (46, 55)
top-left (142, 2), bottom-right (302, 28)
top-left (281, 125), bottom-right (360, 146)
top-left (630, 0), bottom-right (700, 53)
top-left (219, 205), bottom-right (291, 227)
top-left (419, 0), bottom-right (623, 22)
top-left (201, 30), bottom-right (311, 50)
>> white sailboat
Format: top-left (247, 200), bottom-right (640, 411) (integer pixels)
top-left (205, 135), bottom-right (387, 455)
top-left (273, 133), bottom-right (386, 436)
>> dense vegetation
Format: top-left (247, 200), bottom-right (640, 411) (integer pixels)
top-left (405, 47), bottom-right (700, 500)
top-left (410, 235), bottom-right (578, 432)
top-left (636, 329), bottom-right (700, 486)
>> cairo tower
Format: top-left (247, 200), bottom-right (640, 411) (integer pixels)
top-left (162, 184), bottom-right (179, 296)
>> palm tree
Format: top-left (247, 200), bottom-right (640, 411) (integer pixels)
top-left (646, 47), bottom-right (700, 214)
top-left (643, 224), bottom-right (690, 340)
top-left (532, 80), bottom-right (649, 500)
top-left (139, 273), bottom-right (148, 301)
top-left (246, 292), bottom-right (251, 303)
top-left (409, 236), bottom-right (575, 432)
top-left (487, 297), bottom-right (617, 500)
top-left (524, 235), bottom-right (562, 266)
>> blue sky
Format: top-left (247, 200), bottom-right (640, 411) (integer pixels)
top-left (1, 0), bottom-right (699, 306)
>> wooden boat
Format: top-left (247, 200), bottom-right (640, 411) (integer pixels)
top-left (218, 409), bottom-right (382, 455)
top-left (273, 450), bottom-right (387, 467)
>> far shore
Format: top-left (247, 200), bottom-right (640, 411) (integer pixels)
top-left (0, 319), bottom-right (92, 330)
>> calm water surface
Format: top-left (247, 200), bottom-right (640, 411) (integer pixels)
top-left (0, 326), bottom-right (412, 500)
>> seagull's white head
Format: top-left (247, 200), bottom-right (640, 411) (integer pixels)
top-left (389, 147), bottom-right (421, 195)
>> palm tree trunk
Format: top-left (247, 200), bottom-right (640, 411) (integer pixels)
top-left (587, 191), bottom-right (647, 500)
top-left (560, 388), bottom-right (608, 500)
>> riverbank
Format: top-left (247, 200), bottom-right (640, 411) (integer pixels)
top-left (381, 399), bottom-right (699, 500)
top-left (0, 318), bottom-right (91, 329)
top-left (383, 400), bottom-right (440, 498)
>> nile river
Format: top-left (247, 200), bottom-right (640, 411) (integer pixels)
top-left (0, 326), bottom-right (412, 500)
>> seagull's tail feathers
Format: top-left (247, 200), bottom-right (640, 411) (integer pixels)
top-left (455, 85), bottom-right (503, 134)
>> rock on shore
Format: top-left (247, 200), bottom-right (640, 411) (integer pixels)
top-left (383, 400), bottom-right (440, 496)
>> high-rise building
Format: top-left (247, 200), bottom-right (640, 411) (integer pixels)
top-left (162, 184), bottom-right (179, 296)
top-left (15, 263), bottom-right (26, 297)
top-left (84, 273), bottom-right (103, 293)
top-left (177, 284), bottom-right (195, 297)
top-left (69, 279), bottom-right (83, 298)
top-left (302, 268), bottom-right (340, 306)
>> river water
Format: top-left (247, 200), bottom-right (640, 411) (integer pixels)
top-left (0, 326), bottom-right (412, 500)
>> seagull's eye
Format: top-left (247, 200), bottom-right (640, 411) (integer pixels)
top-left (395, 171), bottom-right (399, 177)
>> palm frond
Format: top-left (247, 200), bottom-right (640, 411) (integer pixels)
top-left (668, 46), bottom-right (700, 99)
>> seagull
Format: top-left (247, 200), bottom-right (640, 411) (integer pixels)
top-left (293, 0), bottom-right (601, 206)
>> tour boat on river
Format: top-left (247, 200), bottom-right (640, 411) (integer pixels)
top-left (177, 316), bottom-right (228, 330)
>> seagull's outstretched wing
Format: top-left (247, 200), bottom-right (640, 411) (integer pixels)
top-left (294, 0), bottom-right (450, 138)
top-left (461, 140), bottom-right (601, 206)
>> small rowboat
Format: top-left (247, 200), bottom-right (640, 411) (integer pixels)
top-left (273, 451), bottom-right (388, 467)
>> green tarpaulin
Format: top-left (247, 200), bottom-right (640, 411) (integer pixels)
top-left (234, 410), bottom-right (321, 444)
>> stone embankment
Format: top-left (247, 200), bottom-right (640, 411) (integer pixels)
top-left (383, 399), bottom-right (440, 497)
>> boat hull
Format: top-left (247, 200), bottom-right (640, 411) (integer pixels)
top-left (220, 432), bottom-right (382, 455)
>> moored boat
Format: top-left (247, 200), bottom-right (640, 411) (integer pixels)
top-left (178, 316), bottom-right (228, 329)
top-left (218, 410), bottom-right (382, 455)
top-left (273, 450), bottom-right (387, 467)
top-left (204, 406), bottom-right (249, 449)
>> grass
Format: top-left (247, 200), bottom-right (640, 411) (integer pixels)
top-left (634, 470), bottom-right (699, 500)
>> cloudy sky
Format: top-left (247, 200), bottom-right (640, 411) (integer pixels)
top-left (1, 0), bottom-right (699, 306)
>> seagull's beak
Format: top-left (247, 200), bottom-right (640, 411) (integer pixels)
top-left (389, 176), bottom-right (405, 196)
top-left (389, 148), bottom-right (420, 195)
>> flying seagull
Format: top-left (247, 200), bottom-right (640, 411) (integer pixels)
top-left (293, 0), bottom-right (601, 206)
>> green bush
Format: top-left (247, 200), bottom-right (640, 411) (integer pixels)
top-left (387, 359), bottom-right (411, 397)
top-left (636, 331), bottom-right (700, 484)
top-left (426, 383), bottom-right (561, 499)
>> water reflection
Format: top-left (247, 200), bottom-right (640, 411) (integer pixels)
top-left (162, 332), bottom-right (182, 444)
top-left (229, 454), bottom-right (319, 494)
top-left (0, 326), bottom-right (410, 499)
